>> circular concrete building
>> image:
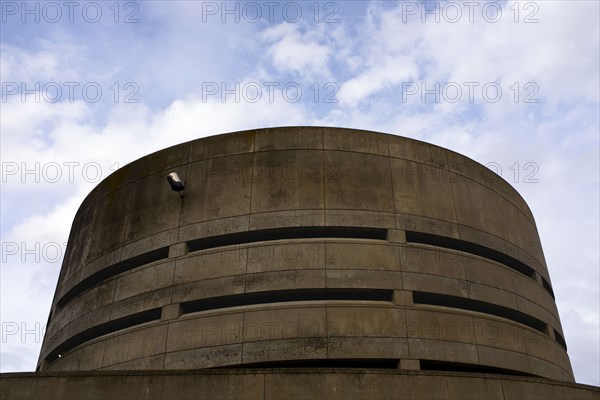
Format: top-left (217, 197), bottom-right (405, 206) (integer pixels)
top-left (37, 127), bottom-right (574, 383)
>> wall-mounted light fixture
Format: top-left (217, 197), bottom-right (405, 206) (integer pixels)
top-left (167, 172), bottom-right (185, 197)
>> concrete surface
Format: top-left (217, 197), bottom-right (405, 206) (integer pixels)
top-left (35, 127), bottom-right (575, 386)
top-left (2, 370), bottom-right (599, 400)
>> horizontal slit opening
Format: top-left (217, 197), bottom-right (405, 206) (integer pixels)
top-left (181, 288), bottom-right (394, 315)
top-left (187, 226), bottom-right (388, 253)
top-left (45, 308), bottom-right (162, 365)
top-left (541, 276), bottom-right (555, 300)
top-left (223, 359), bottom-right (400, 369)
top-left (405, 231), bottom-right (539, 280)
top-left (554, 329), bottom-right (567, 351)
top-left (56, 247), bottom-right (169, 309)
top-left (419, 360), bottom-right (540, 378)
top-left (413, 291), bottom-right (548, 333)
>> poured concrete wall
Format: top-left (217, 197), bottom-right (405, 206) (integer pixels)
top-left (37, 127), bottom-right (573, 382)
top-left (3, 370), bottom-right (599, 400)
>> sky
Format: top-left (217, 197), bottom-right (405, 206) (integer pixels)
top-left (0, 0), bottom-right (598, 386)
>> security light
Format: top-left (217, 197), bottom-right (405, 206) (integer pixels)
top-left (167, 172), bottom-right (185, 196)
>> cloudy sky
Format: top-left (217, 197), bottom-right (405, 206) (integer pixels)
top-left (1, 0), bottom-right (598, 385)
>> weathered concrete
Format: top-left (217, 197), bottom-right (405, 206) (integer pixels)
top-left (2, 370), bottom-right (599, 400)
top-left (36, 127), bottom-right (577, 389)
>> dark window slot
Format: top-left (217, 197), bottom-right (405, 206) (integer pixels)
top-left (223, 358), bottom-right (400, 369)
top-left (45, 308), bottom-right (161, 364)
top-left (413, 291), bottom-right (547, 333)
top-left (181, 288), bottom-right (394, 315)
top-left (56, 247), bottom-right (169, 309)
top-left (554, 329), bottom-right (567, 351)
top-left (405, 231), bottom-right (537, 279)
top-left (419, 360), bottom-right (540, 378)
top-left (541, 277), bottom-right (555, 300)
top-left (187, 226), bottom-right (388, 253)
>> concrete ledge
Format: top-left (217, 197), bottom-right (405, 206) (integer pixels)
top-left (1, 369), bottom-right (598, 400)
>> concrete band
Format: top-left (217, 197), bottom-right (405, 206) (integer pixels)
top-left (3, 370), bottom-right (600, 400)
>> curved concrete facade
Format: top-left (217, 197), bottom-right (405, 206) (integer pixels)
top-left (37, 127), bottom-right (573, 383)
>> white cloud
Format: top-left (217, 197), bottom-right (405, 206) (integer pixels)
top-left (0, 41), bottom-right (85, 84)
top-left (332, 0), bottom-right (599, 111)
top-left (262, 22), bottom-right (332, 79)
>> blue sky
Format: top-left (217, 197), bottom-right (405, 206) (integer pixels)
top-left (1, 0), bottom-right (598, 385)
